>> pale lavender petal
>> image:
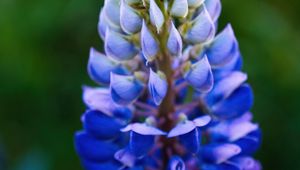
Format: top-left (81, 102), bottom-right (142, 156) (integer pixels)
top-left (170, 0), bottom-right (188, 18)
top-left (167, 22), bottom-right (183, 56)
top-left (149, 0), bottom-right (165, 32)
top-left (141, 21), bottom-right (159, 61)
top-left (120, 0), bottom-right (142, 34)
top-left (105, 29), bottom-right (138, 60)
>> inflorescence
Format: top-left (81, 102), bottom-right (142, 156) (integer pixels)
top-left (74, 0), bottom-right (262, 169)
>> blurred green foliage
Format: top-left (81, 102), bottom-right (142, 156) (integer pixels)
top-left (0, 0), bottom-right (299, 169)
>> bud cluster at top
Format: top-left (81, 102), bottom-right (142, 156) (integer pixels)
top-left (74, 0), bottom-right (262, 170)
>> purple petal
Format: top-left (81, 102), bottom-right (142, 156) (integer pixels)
top-left (179, 128), bottom-right (201, 153)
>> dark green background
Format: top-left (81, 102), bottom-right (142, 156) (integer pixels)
top-left (0, 0), bottom-right (299, 169)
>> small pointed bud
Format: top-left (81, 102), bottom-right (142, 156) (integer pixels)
top-left (168, 156), bottom-right (186, 170)
top-left (206, 24), bottom-right (239, 67)
top-left (185, 6), bottom-right (215, 44)
top-left (120, 0), bottom-right (142, 34)
top-left (170, 0), bottom-right (188, 18)
top-left (121, 123), bottom-right (166, 157)
top-left (141, 21), bottom-right (159, 61)
top-left (149, 0), bottom-right (165, 32)
top-left (148, 69), bottom-right (168, 105)
top-left (105, 29), bottom-right (138, 61)
top-left (201, 143), bottom-right (241, 164)
top-left (204, 0), bottom-right (221, 22)
top-left (103, 0), bottom-right (121, 27)
top-left (88, 47), bottom-right (127, 84)
top-left (183, 55), bottom-right (214, 93)
top-left (110, 73), bottom-right (144, 105)
top-left (167, 22), bottom-right (183, 57)
top-left (187, 0), bottom-right (204, 8)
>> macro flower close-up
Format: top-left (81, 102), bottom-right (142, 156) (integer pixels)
top-left (74, 0), bottom-right (262, 169)
top-left (1, 0), bottom-right (300, 170)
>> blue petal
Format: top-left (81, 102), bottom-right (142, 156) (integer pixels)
top-left (201, 163), bottom-right (239, 170)
top-left (200, 143), bottom-right (241, 164)
top-left (170, 0), bottom-right (188, 18)
top-left (120, 0), bottom-right (142, 34)
top-left (206, 24), bottom-right (239, 67)
top-left (82, 86), bottom-right (133, 119)
top-left (81, 160), bottom-right (121, 170)
top-left (148, 69), bottom-right (167, 105)
top-left (98, 9), bottom-right (122, 40)
top-left (82, 110), bottom-right (124, 139)
top-left (204, 0), bottom-right (222, 22)
top-left (234, 129), bottom-right (262, 155)
top-left (184, 55), bottom-right (214, 92)
top-left (105, 29), bottom-right (138, 61)
top-left (205, 71), bottom-right (247, 106)
top-left (129, 132), bottom-right (155, 157)
top-left (212, 53), bottom-right (243, 80)
top-left (179, 128), bottom-right (201, 153)
top-left (211, 84), bottom-right (254, 119)
top-left (74, 131), bottom-right (118, 162)
top-left (208, 115), bottom-right (258, 142)
top-left (141, 21), bottom-right (159, 61)
top-left (104, 0), bottom-right (121, 27)
top-left (187, 0), bottom-right (204, 8)
top-left (168, 156), bottom-right (186, 170)
top-left (88, 47), bottom-right (127, 84)
top-left (149, 0), bottom-right (165, 32)
top-left (110, 73), bottom-right (144, 105)
top-left (185, 6), bottom-right (215, 44)
top-left (167, 22), bottom-right (183, 56)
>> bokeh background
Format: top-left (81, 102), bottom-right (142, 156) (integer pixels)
top-left (0, 0), bottom-right (300, 169)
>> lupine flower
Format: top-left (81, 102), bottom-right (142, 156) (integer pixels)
top-left (75, 0), bottom-right (262, 169)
